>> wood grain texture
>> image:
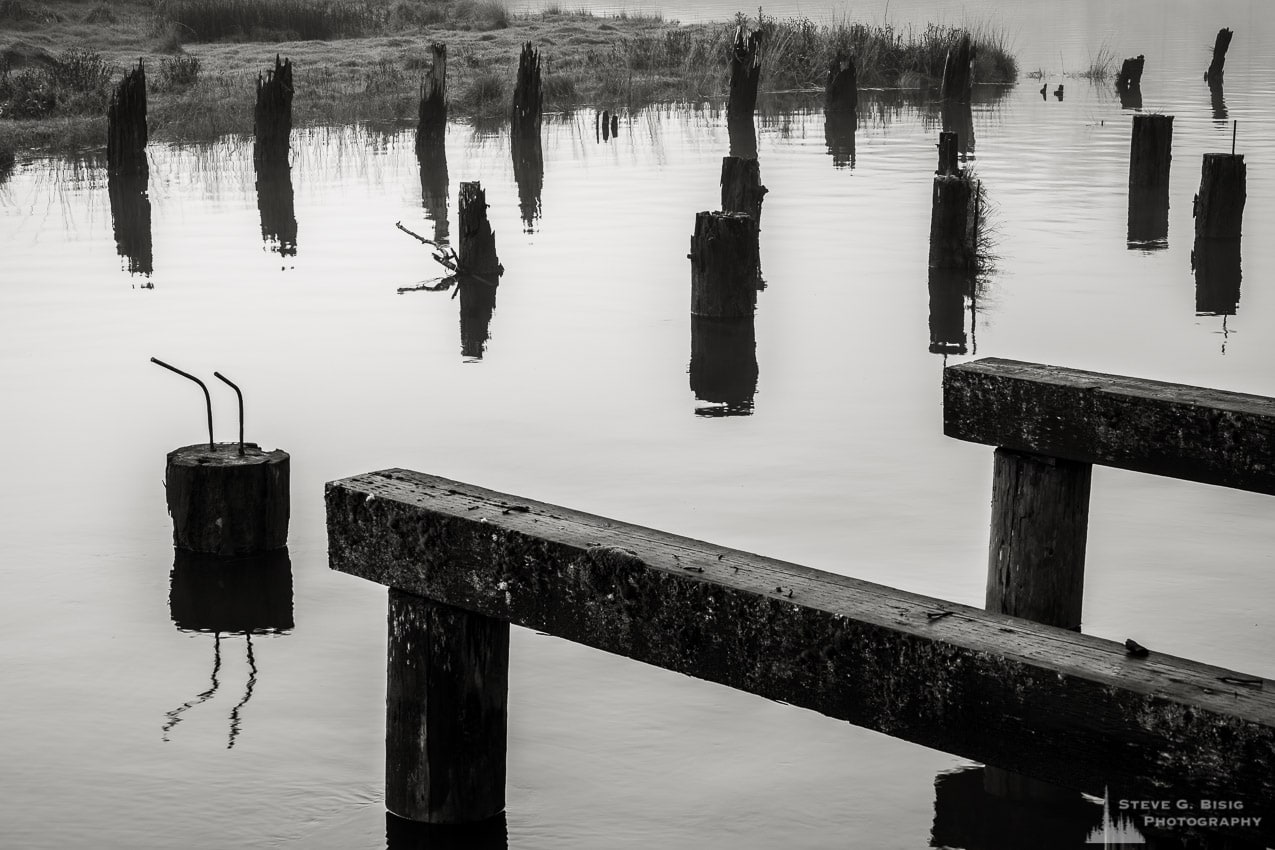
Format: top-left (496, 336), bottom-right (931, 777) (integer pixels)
top-left (944, 358), bottom-right (1275, 495)
top-left (165, 442), bottom-right (289, 556)
top-left (327, 469), bottom-right (1275, 819)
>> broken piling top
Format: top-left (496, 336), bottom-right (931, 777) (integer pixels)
top-left (825, 53), bottom-right (857, 115)
top-left (166, 442), bottom-right (290, 557)
top-left (1206, 27), bottom-right (1233, 86)
top-left (107, 59), bottom-right (148, 177)
top-left (1115, 55), bottom-right (1145, 93)
top-left (458, 181), bottom-right (502, 280)
top-left (510, 42), bottom-right (542, 138)
top-left (727, 25), bottom-right (763, 125)
top-left (690, 210), bottom-right (759, 318)
top-left (417, 43), bottom-right (448, 149)
top-left (939, 33), bottom-right (974, 103)
top-left (254, 55), bottom-right (294, 168)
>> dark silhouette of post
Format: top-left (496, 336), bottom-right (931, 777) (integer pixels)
top-left (254, 55), bottom-right (293, 168)
top-left (929, 150), bottom-right (981, 272)
top-left (690, 211), bottom-right (759, 318)
top-left (1127, 113), bottom-right (1173, 245)
top-left (690, 315), bottom-right (757, 417)
top-left (1205, 28), bottom-right (1233, 87)
top-left (510, 43), bottom-right (541, 139)
top-left (459, 277), bottom-right (497, 360)
top-left (107, 171), bottom-right (153, 277)
top-left (720, 156), bottom-right (766, 224)
top-left (510, 43), bottom-right (543, 231)
top-left (1194, 152), bottom-right (1246, 240)
top-left (107, 60), bottom-right (147, 177)
top-left (416, 43), bottom-right (447, 152)
top-left (727, 27), bottom-right (762, 159)
top-left (256, 163), bottom-right (297, 256)
top-left (458, 182), bottom-right (502, 281)
top-left (927, 269), bottom-right (970, 355)
top-left (418, 144), bottom-right (449, 245)
top-left (1193, 237), bottom-right (1242, 317)
top-left (824, 53), bottom-right (857, 168)
top-left (940, 33), bottom-right (974, 104)
top-left (1115, 55), bottom-right (1144, 109)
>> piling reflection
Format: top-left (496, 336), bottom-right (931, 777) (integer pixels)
top-left (107, 170), bottom-right (153, 279)
top-left (1128, 193), bottom-right (1169, 248)
top-left (511, 132), bottom-right (543, 233)
top-left (941, 101), bottom-right (975, 158)
top-left (690, 315), bottom-right (757, 417)
top-left (932, 766), bottom-right (1102, 849)
top-left (824, 110), bottom-right (856, 168)
top-left (928, 269), bottom-right (977, 356)
top-left (165, 549), bottom-right (293, 748)
top-left (254, 162), bottom-right (297, 257)
top-left (1193, 237), bottom-right (1241, 317)
top-left (1119, 85), bottom-right (1143, 111)
top-left (728, 115), bottom-right (758, 160)
top-left (1211, 82), bottom-right (1228, 123)
top-left (459, 276), bottom-right (498, 360)
top-left (418, 142), bottom-right (449, 244)
top-left (386, 812), bottom-right (508, 850)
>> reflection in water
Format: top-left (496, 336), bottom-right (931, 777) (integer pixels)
top-left (510, 131), bottom-right (544, 232)
top-left (931, 766), bottom-right (1101, 849)
top-left (1119, 85), bottom-right (1143, 111)
top-left (728, 115), bottom-right (758, 160)
top-left (107, 170), bottom-right (153, 280)
top-left (1211, 82), bottom-right (1228, 123)
top-left (928, 269), bottom-right (977, 356)
top-left (418, 142), bottom-right (449, 244)
top-left (1193, 237), bottom-right (1242, 318)
top-left (941, 101), bottom-right (975, 158)
top-left (458, 276), bottom-right (498, 360)
top-left (165, 549), bottom-right (293, 748)
top-left (689, 315), bottom-right (757, 417)
top-left (386, 812), bottom-right (508, 850)
top-left (824, 110), bottom-right (856, 169)
top-left (255, 163), bottom-right (297, 257)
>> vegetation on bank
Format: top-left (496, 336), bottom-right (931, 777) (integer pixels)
top-left (0, 0), bottom-right (1017, 154)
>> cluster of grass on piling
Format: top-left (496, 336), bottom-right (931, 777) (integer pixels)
top-left (1, 0), bottom-right (1017, 153)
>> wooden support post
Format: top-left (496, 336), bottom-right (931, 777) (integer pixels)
top-left (1206, 28), bottom-right (1233, 86)
top-left (1115, 55), bottom-right (1145, 93)
top-left (689, 211), bottom-right (758, 318)
top-left (937, 131), bottom-right (959, 176)
top-left (690, 315), bottom-right (757, 416)
top-left (107, 60), bottom-right (147, 177)
top-left (1127, 113), bottom-right (1173, 244)
top-left (719, 156), bottom-right (767, 224)
top-left (165, 443), bottom-right (290, 557)
top-left (458, 182), bottom-right (502, 280)
top-left (254, 55), bottom-right (293, 169)
top-left (416, 43), bottom-right (447, 152)
top-left (940, 33), bottom-right (974, 104)
top-left (107, 171), bottom-right (153, 277)
top-left (727, 26), bottom-right (762, 126)
top-left (928, 173), bottom-right (979, 271)
top-left (986, 449), bottom-right (1091, 630)
top-left (387, 589), bottom-right (509, 823)
top-left (510, 42), bottom-right (541, 140)
top-left (824, 53), bottom-right (856, 115)
top-left (1194, 153), bottom-right (1246, 239)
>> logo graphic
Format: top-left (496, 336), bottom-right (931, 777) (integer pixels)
top-left (1086, 787), bottom-right (1146, 845)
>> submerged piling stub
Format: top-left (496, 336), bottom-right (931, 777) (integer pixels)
top-left (1127, 113), bottom-right (1173, 244)
top-left (458, 181), bottom-right (502, 280)
top-left (1206, 28), bottom-right (1233, 86)
top-left (719, 156), bottom-right (767, 225)
top-left (387, 589), bottom-right (509, 823)
top-left (254, 55), bottom-right (293, 168)
top-left (416, 43), bottom-right (447, 151)
top-left (690, 211), bottom-right (758, 318)
top-left (928, 171), bottom-right (980, 271)
top-left (940, 33), bottom-right (974, 104)
top-left (510, 42), bottom-right (542, 139)
top-left (107, 60), bottom-right (148, 177)
top-left (166, 443), bottom-right (290, 557)
top-left (1194, 152), bottom-right (1246, 239)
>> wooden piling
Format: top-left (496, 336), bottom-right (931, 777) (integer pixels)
top-left (107, 171), bottom-right (153, 277)
top-left (690, 211), bottom-right (759, 318)
top-left (824, 53), bottom-right (856, 116)
top-left (1205, 28), bottom-right (1233, 86)
top-left (1115, 55), bottom-right (1144, 94)
top-left (254, 55), bottom-right (293, 168)
top-left (928, 172), bottom-right (980, 271)
top-left (727, 26), bottom-right (762, 126)
top-left (690, 315), bottom-right (757, 416)
top-left (1194, 153), bottom-right (1246, 239)
top-left (1127, 113), bottom-right (1173, 244)
top-left (165, 443), bottom-right (290, 557)
top-left (940, 33), bottom-right (974, 104)
top-left (107, 60), bottom-right (147, 177)
top-left (416, 43), bottom-right (447, 152)
top-left (387, 589), bottom-right (509, 823)
top-left (986, 449), bottom-right (1091, 630)
top-left (719, 156), bottom-right (767, 224)
top-left (510, 42), bottom-right (541, 140)
top-left (458, 182), bottom-right (502, 280)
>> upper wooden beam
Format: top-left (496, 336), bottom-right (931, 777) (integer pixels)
top-left (944, 358), bottom-right (1275, 495)
top-left (327, 469), bottom-right (1275, 826)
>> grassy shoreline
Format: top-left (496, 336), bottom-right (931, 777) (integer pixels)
top-left (0, 0), bottom-right (1017, 156)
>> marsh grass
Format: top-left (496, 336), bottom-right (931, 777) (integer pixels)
top-left (1078, 43), bottom-right (1115, 81)
top-left (0, 47), bottom-right (114, 119)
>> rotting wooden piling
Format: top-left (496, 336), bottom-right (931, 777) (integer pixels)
top-left (940, 33), bottom-right (974, 104)
top-left (824, 53), bottom-right (857, 115)
top-left (510, 42), bottom-right (542, 140)
top-left (107, 60), bottom-right (147, 177)
top-left (1127, 113), bottom-right (1173, 244)
top-left (387, 589), bottom-right (508, 823)
top-left (416, 43), bottom-right (447, 152)
top-left (690, 211), bottom-right (759, 318)
top-left (727, 26), bottom-right (762, 127)
top-left (1206, 28), bottom-right (1233, 86)
top-left (1115, 55), bottom-right (1145, 94)
top-left (254, 55), bottom-right (293, 169)
top-left (928, 169), bottom-right (980, 271)
top-left (1194, 152), bottom-right (1246, 240)
top-left (166, 443), bottom-right (290, 557)
top-left (458, 181), bottom-right (502, 281)
top-left (720, 156), bottom-right (766, 225)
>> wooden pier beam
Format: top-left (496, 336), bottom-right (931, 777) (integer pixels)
top-left (1195, 152), bottom-right (1246, 240)
top-left (387, 589), bottom-right (509, 823)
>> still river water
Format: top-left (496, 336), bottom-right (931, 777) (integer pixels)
top-left (3, 0), bottom-right (1274, 847)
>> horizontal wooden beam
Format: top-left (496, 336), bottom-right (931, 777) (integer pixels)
top-left (944, 358), bottom-right (1275, 495)
top-left (327, 470), bottom-right (1275, 829)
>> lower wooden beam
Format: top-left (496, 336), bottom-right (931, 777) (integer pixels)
top-left (326, 470), bottom-right (1275, 832)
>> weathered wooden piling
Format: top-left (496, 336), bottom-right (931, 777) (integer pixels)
top-left (1127, 113), bottom-right (1173, 244)
top-left (387, 589), bottom-right (509, 823)
top-left (825, 53), bottom-right (857, 115)
top-left (727, 26), bottom-right (762, 127)
top-left (1194, 152), bottom-right (1246, 239)
top-left (928, 169), bottom-right (980, 271)
top-left (690, 315), bottom-right (757, 416)
top-left (1115, 55), bottom-right (1144, 94)
top-left (458, 181), bottom-right (502, 280)
top-left (254, 55), bottom-right (293, 168)
top-left (1193, 237), bottom-right (1242, 316)
top-left (107, 60), bottom-right (147, 177)
top-left (415, 43), bottom-right (447, 151)
top-left (107, 171), bottom-right (153, 277)
top-left (256, 163), bottom-right (297, 257)
top-left (166, 442), bottom-right (290, 557)
top-left (720, 156), bottom-right (767, 225)
top-left (459, 277), bottom-right (497, 360)
top-left (1205, 28), bottom-right (1233, 86)
top-left (690, 211), bottom-right (759, 318)
top-left (510, 42), bottom-right (541, 140)
top-left (169, 549), bottom-right (294, 633)
top-left (940, 33), bottom-right (974, 104)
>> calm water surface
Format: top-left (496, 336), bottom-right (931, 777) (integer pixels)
top-left (3, 1), bottom-right (1275, 847)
